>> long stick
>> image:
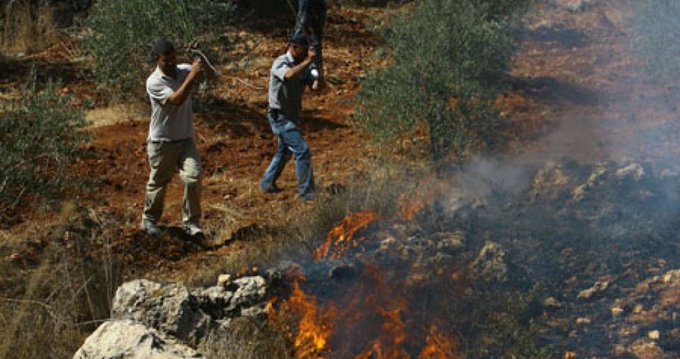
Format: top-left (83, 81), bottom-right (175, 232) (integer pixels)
top-left (191, 49), bottom-right (264, 90)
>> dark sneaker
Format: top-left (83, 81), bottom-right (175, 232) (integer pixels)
top-left (184, 223), bottom-right (204, 237)
top-left (260, 184), bottom-right (283, 194)
top-left (299, 192), bottom-right (316, 202)
top-left (140, 220), bottom-right (161, 237)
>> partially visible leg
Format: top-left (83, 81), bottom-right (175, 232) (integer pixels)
top-left (143, 142), bottom-right (180, 224)
top-left (279, 129), bottom-right (315, 197)
top-left (310, 0), bottom-right (326, 77)
top-left (178, 139), bottom-right (203, 228)
top-left (293, 0), bottom-right (310, 39)
top-left (260, 135), bottom-right (292, 193)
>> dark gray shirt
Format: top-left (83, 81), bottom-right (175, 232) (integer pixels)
top-left (267, 52), bottom-right (313, 134)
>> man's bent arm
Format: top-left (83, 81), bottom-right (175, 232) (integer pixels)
top-left (284, 58), bottom-right (313, 81)
top-left (168, 60), bottom-right (202, 105)
top-left (284, 47), bottom-right (316, 81)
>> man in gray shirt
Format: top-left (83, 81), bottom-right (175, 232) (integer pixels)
top-left (140, 39), bottom-right (212, 238)
top-left (260, 33), bottom-right (323, 201)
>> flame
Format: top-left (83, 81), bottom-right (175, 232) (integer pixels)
top-left (354, 304), bottom-right (410, 359)
top-left (418, 326), bottom-right (461, 359)
top-left (314, 211), bottom-right (380, 261)
top-left (269, 280), bottom-right (336, 358)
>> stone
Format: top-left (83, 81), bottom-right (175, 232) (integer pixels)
top-left (378, 236), bottom-right (397, 253)
top-left (73, 320), bottom-right (205, 359)
top-left (611, 305), bottom-right (625, 317)
top-left (578, 276), bottom-right (612, 300)
top-left (469, 241), bottom-right (507, 283)
top-left (193, 286), bottom-right (234, 318)
top-left (543, 297), bottom-right (564, 309)
top-left (575, 317), bottom-right (591, 326)
top-left (648, 330), bottom-right (660, 341)
top-left (615, 163), bottom-right (645, 182)
top-left (564, 0), bottom-right (589, 13)
top-left (570, 163), bottom-right (607, 204)
top-left (226, 276), bottom-right (268, 316)
top-left (217, 274), bottom-right (232, 287)
top-left (529, 162), bottom-right (570, 201)
top-left (629, 339), bottom-right (665, 359)
top-left (111, 279), bottom-right (212, 346)
top-left (432, 231), bottom-right (465, 253)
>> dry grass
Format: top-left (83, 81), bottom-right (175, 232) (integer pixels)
top-left (199, 317), bottom-right (293, 359)
top-left (186, 161), bottom-right (426, 287)
top-left (2, 0), bottom-right (60, 55)
top-left (0, 204), bottom-right (125, 359)
top-left (85, 103), bottom-right (148, 129)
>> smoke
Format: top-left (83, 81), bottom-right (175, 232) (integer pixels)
top-left (460, 0), bottom-right (680, 190)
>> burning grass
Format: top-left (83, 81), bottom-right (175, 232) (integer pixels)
top-left (263, 159), bottom-right (680, 358)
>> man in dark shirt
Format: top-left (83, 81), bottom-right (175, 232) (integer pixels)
top-left (259, 33), bottom-right (323, 201)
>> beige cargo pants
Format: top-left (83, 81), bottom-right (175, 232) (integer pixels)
top-left (142, 139), bottom-right (202, 227)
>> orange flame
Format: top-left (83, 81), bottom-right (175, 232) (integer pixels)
top-left (354, 304), bottom-right (410, 359)
top-left (418, 325), bottom-right (461, 359)
top-left (270, 280), bottom-right (336, 358)
top-left (314, 211), bottom-right (380, 261)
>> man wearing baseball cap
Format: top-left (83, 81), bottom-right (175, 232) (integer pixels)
top-left (259, 33), bottom-right (324, 201)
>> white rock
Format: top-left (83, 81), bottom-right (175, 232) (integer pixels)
top-left (648, 330), bottom-right (660, 341)
top-left (73, 320), bottom-right (205, 359)
top-left (575, 317), bottom-right (591, 325)
top-left (217, 274), bottom-right (232, 287)
top-left (611, 305), bottom-right (625, 317)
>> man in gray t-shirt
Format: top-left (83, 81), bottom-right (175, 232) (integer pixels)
top-left (140, 39), bottom-right (212, 238)
top-left (260, 33), bottom-right (323, 201)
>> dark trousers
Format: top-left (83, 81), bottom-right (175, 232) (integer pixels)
top-left (293, 0), bottom-right (326, 76)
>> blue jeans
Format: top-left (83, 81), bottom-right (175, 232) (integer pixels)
top-left (260, 128), bottom-right (315, 197)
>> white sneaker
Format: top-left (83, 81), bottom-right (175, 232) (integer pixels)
top-left (184, 223), bottom-right (203, 237)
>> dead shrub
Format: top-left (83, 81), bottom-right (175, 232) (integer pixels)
top-left (200, 317), bottom-right (292, 359)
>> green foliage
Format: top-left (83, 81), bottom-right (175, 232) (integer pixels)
top-left (632, 0), bottom-right (680, 90)
top-left (83, 0), bottom-right (235, 99)
top-left (355, 0), bottom-right (530, 162)
top-left (0, 74), bottom-right (88, 223)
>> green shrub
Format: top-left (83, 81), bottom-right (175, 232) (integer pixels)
top-left (632, 0), bottom-right (680, 91)
top-left (0, 75), bottom-right (88, 224)
top-left (83, 0), bottom-right (235, 100)
top-left (355, 0), bottom-right (530, 162)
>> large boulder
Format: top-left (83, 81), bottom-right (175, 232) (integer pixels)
top-left (73, 320), bottom-right (204, 359)
top-left (111, 280), bottom-right (212, 346)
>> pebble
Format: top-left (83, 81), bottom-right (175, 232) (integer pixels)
top-left (543, 297), bottom-right (564, 309)
top-left (217, 274), bottom-right (232, 287)
top-left (576, 317), bottom-right (591, 325)
top-left (648, 330), bottom-right (660, 341)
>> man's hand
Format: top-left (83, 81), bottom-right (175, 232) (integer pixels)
top-left (306, 46), bottom-right (317, 64)
top-left (191, 49), bottom-right (220, 81)
top-left (189, 58), bottom-right (203, 77)
top-left (168, 59), bottom-right (202, 105)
